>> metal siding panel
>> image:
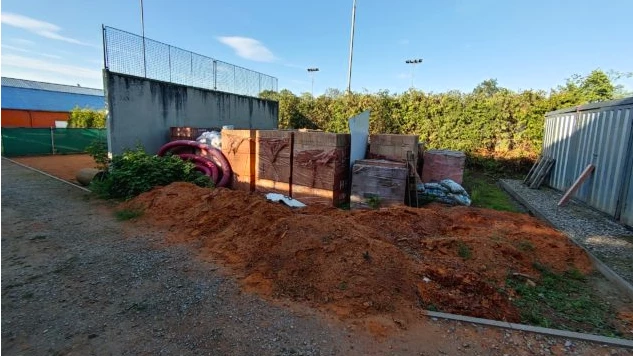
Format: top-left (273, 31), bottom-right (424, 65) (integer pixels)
top-left (1, 77), bottom-right (103, 96)
top-left (1, 87), bottom-right (105, 111)
top-left (542, 100), bottom-right (633, 218)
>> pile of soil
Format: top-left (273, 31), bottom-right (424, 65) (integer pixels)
top-left (123, 182), bottom-right (592, 322)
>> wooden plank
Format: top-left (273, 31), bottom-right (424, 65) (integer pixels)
top-left (523, 156), bottom-right (542, 185)
top-left (528, 158), bottom-right (550, 188)
top-left (558, 164), bottom-right (595, 206)
top-left (531, 158), bottom-right (555, 189)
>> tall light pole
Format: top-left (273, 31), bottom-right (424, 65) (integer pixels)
top-left (140, 0), bottom-right (147, 77)
top-left (307, 68), bottom-right (319, 97)
top-left (405, 58), bottom-right (423, 89)
top-left (346, 0), bottom-right (357, 94)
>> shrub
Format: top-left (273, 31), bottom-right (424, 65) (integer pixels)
top-left (67, 107), bottom-right (107, 128)
top-left (86, 139), bottom-right (109, 170)
top-left (90, 146), bottom-right (213, 199)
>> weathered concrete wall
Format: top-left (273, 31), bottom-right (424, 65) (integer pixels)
top-left (105, 70), bottom-right (278, 154)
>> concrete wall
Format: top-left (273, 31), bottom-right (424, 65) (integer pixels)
top-left (105, 70), bottom-right (278, 154)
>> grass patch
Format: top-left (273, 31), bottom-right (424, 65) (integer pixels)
top-left (516, 240), bottom-right (535, 252)
top-left (457, 241), bottom-right (472, 260)
top-left (462, 169), bottom-right (520, 212)
top-left (114, 208), bottom-right (144, 221)
top-left (506, 264), bottom-right (620, 337)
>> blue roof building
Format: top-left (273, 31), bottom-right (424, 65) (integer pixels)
top-left (1, 77), bottom-right (105, 112)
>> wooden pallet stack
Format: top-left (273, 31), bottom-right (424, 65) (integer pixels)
top-left (292, 131), bottom-right (351, 206)
top-left (523, 156), bottom-right (555, 189)
top-left (221, 129), bottom-right (256, 191)
top-left (255, 130), bottom-right (293, 195)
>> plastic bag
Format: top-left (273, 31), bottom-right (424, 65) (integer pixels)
top-left (197, 131), bottom-right (222, 149)
top-left (417, 180), bottom-right (471, 206)
top-left (440, 179), bottom-right (467, 195)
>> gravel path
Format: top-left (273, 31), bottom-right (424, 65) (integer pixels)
top-left (2, 160), bottom-right (631, 355)
top-left (500, 179), bottom-right (633, 288)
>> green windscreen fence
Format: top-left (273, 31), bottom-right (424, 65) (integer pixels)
top-left (1, 128), bottom-right (107, 157)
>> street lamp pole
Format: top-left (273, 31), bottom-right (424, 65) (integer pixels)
top-left (140, 0), bottom-right (147, 77)
top-left (307, 68), bottom-right (319, 97)
top-left (405, 58), bottom-right (423, 89)
top-left (346, 0), bottom-right (357, 94)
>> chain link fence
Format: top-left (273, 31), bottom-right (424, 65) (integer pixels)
top-left (103, 26), bottom-right (278, 98)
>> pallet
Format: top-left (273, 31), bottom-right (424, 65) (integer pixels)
top-left (523, 156), bottom-right (555, 189)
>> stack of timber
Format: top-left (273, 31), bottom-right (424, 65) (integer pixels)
top-left (369, 134), bottom-right (419, 164)
top-left (350, 159), bottom-right (408, 210)
top-left (523, 156), bottom-right (555, 189)
top-left (421, 150), bottom-right (466, 185)
top-left (292, 131), bottom-right (351, 206)
top-left (255, 130), bottom-right (293, 195)
top-left (221, 129), bottom-right (256, 191)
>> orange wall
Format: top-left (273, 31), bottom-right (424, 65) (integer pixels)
top-left (1, 109), bottom-right (69, 127)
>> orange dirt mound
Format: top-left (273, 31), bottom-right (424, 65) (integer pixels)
top-left (123, 182), bottom-right (592, 322)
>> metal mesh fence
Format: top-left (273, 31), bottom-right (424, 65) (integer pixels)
top-left (103, 26), bottom-right (278, 97)
top-left (1, 128), bottom-right (106, 157)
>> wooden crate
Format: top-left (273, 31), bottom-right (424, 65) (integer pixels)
top-left (255, 130), bottom-right (293, 195)
top-left (221, 129), bottom-right (256, 191)
top-left (350, 159), bottom-right (408, 209)
top-left (369, 134), bottom-right (419, 164)
top-left (291, 131), bottom-right (350, 206)
top-left (421, 149), bottom-right (466, 184)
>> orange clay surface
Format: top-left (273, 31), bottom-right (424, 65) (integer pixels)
top-left (123, 182), bottom-right (593, 323)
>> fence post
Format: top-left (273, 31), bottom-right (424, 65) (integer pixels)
top-left (213, 60), bottom-right (217, 90)
top-left (259, 73), bottom-right (262, 95)
top-left (102, 25), bottom-right (108, 70)
top-left (168, 46), bottom-right (172, 82)
top-left (190, 52), bottom-right (193, 86)
top-left (50, 127), bottom-right (56, 155)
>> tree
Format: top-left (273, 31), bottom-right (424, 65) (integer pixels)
top-left (473, 79), bottom-right (501, 97)
top-left (579, 70), bottom-right (614, 102)
top-left (67, 107), bottom-right (107, 128)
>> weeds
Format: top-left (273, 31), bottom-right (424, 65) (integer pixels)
top-left (457, 241), bottom-right (472, 260)
top-left (462, 170), bottom-right (520, 212)
top-left (516, 240), bottom-right (535, 252)
top-left (366, 195), bottom-right (382, 209)
top-left (507, 265), bottom-right (619, 336)
top-left (115, 208), bottom-right (144, 221)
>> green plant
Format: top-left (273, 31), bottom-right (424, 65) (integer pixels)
top-left (461, 170), bottom-right (520, 212)
top-left (115, 208), bottom-right (144, 221)
top-left (366, 195), bottom-right (382, 209)
top-left (86, 139), bottom-right (109, 170)
top-left (507, 267), bottom-right (619, 336)
top-left (516, 240), bottom-right (535, 252)
top-left (457, 241), bottom-right (472, 260)
top-left (90, 146), bottom-right (214, 199)
top-left (67, 106), bottom-right (107, 128)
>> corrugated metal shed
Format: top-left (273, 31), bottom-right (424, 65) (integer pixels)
top-left (1, 77), bottom-right (105, 111)
top-left (542, 97), bottom-right (633, 227)
top-left (1, 77), bottom-right (103, 96)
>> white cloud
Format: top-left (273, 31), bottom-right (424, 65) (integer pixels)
top-left (1, 12), bottom-right (94, 47)
top-left (2, 44), bottom-right (62, 59)
top-left (2, 54), bottom-right (101, 80)
top-left (10, 38), bottom-right (36, 46)
top-left (217, 36), bottom-right (275, 62)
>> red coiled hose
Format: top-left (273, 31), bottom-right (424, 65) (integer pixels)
top-left (158, 140), bottom-right (232, 188)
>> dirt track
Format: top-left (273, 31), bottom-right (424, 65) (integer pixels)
top-left (1, 159), bottom-right (630, 355)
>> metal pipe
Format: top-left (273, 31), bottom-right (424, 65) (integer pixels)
top-left (346, 0), bottom-right (357, 94)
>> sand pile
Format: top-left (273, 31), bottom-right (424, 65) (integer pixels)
top-left (123, 182), bottom-right (592, 322)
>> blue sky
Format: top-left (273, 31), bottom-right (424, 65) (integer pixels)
top-left (2, 0), bottom-right (632, 95)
